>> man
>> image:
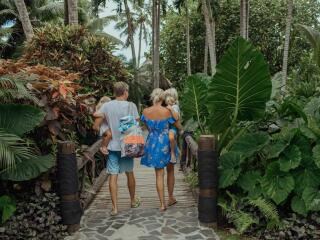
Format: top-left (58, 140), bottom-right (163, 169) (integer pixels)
top-left (99, 81), bottom-right (140, 216)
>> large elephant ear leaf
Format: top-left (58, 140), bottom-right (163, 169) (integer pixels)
top-left (302, 187), bottom-right (320, 211)
top-left (261, 162), bottom-right (295, 205)
top-left (0, 104), bottom-right (45, 136)
top-left (219, 152), bottom-right (243, 188)
top-left (207, 37), bottom-right (271, 133)
top-left (181, 75), bottom-right (210, 133)
top-left (1, 155), bottom-right (55, 181)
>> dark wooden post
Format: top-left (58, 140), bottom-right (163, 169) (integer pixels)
top-left (197, 135), bottom-right (218, 226)
top-left (57, 141), bottom-right (82, 234)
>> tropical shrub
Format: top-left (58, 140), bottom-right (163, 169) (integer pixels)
top-left (22, 25), bottom-right (129, 96)
top-left (181, 37), bottom-right (320, 234)
top-left (0, 60), bottom-right (95, 147)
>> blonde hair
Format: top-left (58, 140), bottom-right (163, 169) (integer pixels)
top-left (113, 81), bottom-right (129, 97)
top-left (150, 88), bottom-right (164, 104)
top-left (164, 88), bottom-right (179, 105)
top-left (96, 96), bottom-right (111, 111)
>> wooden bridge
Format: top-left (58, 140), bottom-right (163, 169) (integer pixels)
top-left (60, 136), bottom-right (219, 240)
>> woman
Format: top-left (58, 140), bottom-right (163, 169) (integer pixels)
top-left (141, 88), bottom-right (179, 212)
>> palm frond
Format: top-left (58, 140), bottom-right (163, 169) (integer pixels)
top-left (86, 15), bottom-right (118, 32)
top-left (0, 130), bottom-right (34, 170)
top-left (35, 1), bottom-right (64, 20)
top-left (0, 75), bottom-right (38, 103)
top-left (0, 9), bottom-right (19, 18)
top-left (94, 31), bottom-right (124, 45)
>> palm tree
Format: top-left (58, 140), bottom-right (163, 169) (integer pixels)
top-left (175, 0), bottom-right (192, 76)
top-left (67, 0), bottom-right (78, 25)
top-left (298, 24), bottom-right (320, 68)
top-left (281, 0), bottom-right (293, 94)
top-left (13, 0), bottom-right (34, 41)
top-left (201, 0), bottom-right (216, 75)
top-left (152, 0), bottom-right (161, 88)
top-left (240, 0), bottom-right (249, 39)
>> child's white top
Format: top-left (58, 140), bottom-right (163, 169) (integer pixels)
top-left (96, 110), bottom-right (109, 137)
top-left (172, 104), bottom-right (180, 116)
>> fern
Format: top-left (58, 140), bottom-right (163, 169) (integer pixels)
top-left (249, 198), bottom-right (280, 222)
top-left (231, 210), bottom-right (258, 234)
top-left (0, 75), bottom-right (37, 103)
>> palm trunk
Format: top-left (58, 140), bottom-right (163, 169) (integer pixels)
top-left (124, 0), bottom-right (137, 69)
top-left (14, 0), bottom-right (34, 41)
top-left (153, 0), bottom-right (160, 88)
top-left (185, 0), bottom-right (191, 76)
top-left (207, 0), bottom-right (217, 72)
top-left (201, 0), bottom-right (216, 75)
top-left (240, 0), bottom-right (248, 39)
top-left (281, 0), bottom-right (293, 94)
top-left (204, 33), bottom-right (208, 74)
top-left (138, 23), bottom-right (143, 68)
top-left (246, 0), bottom-right (249, 39)
top-left (64, 0), bottom-right (69, 25)
top-left (67, 0), bottom-right (78, 25)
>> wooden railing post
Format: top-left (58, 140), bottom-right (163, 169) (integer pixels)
top-left (197, 135), bottom-right (218, 226)
top-left (57, 141), bottom-right (82, 234)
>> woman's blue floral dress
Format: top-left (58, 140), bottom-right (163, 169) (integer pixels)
top-left (141, 115), bottom-right (179, 169)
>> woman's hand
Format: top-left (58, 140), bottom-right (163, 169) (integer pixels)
top-left (166, 106), bottom-right (173, 111)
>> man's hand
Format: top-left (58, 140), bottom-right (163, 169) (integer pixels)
top-left (100, 146), bottom-right (109, 155)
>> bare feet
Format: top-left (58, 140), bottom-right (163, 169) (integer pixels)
top-left (160, 206), bottom-right (167, 212)
top-left (110, 208), bottom-right (118, 216)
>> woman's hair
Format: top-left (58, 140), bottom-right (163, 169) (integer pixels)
top-left (164, 88), bottom-right (179, 105)
top-left (150, 88), bottom-right (164, 104)
top-left (96, 96), bottom-right (111, 111)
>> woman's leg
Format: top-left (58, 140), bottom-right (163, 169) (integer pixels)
top-left (169, 131), bottom-right (177, 163)
top-left (155, 168), bottom-right (166, 211)
top-left (167, 163), bottom-right (176, 205)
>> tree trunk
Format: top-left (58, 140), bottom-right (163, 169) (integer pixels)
top-left (207, 0), bottom-right (217, 73)
top-left (64, 0), bottom-right (69, 25)
top-left (201, 0), bottom-right (216, 75)
top-left (185, 0), bottom-right (191, 76)
top-left (14, 0), bottom-right (34, 41)
top-left (138, 23), bottom-right (143, 68)
top-left (240, 0), bottom-right (248, 39)
top-left (67, 0), bottom-right (78, 25)
top-left (153, 0), bottom-right (160, 88)
top-left (204, 33), bottom-right (208, 75)
top-left (246, 0), bottom-right (249, 39)
top-left (124, 0), bottom-right (137, 69)
top-left (281, 0), bottom-right (293, 94)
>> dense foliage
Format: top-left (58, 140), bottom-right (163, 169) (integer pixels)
top-left (181, 37), bottom-right (320, 237)
top-left (22, 25), bottom-right (129, 97)
top-left (161, 0), bottom-right (320, 85)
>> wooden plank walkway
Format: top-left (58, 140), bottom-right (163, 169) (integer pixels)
top-left (90, 159), bottom-right (197, 211)
top-left (65, 159), bottom-right (219, 240)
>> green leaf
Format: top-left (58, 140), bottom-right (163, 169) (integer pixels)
top-left (237, 170), bottom-right (261, 192)
top-left (291, 195), bottom-right (308, 216)
top-left (181, 75), bottom-right (210, 133)
top-left (304, 97), bottom-right (320, 118)
top-left (230, 132), bottom-right (270, 158)
top-left (313, 145), bottom-right (320, 168)
top-left (1, 155), bottom-right (55, 181)
top-left (279, 145), bottom-right (302, 172)
top-left (0, 195), bottom-right (16, 223)
top-left (261, 162), bottom-right (295, 204)
top-left (293, 168), bottom-right (320, 195)
top-left (302, 187), bottom-right (320, 211)
top-left (219, 152), bottom-right (243, 188)
top-left (265, 141), bottom-right (288, 159)
top-left (0, 104), bottom-right (45, 136)
top-left (207, 37), bottom-right (271, 133)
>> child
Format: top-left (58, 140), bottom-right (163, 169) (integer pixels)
top-left (93, 96), bottom-right (112, 155)
top-left (164, 88), bottom-right (183, 164)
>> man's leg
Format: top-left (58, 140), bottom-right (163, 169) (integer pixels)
top-left (125, 171), bottom-right (136, 206)
top-left (107, 151), bottom-right (120, 214)
top-left (167, 163), bottom-right (176, 205)
top-left (109, 174), bottom-right (118, 213)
